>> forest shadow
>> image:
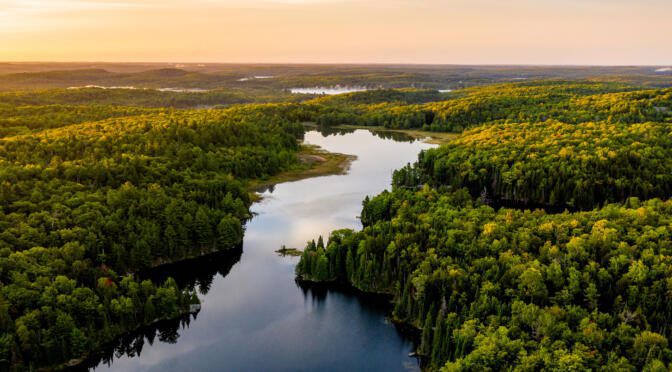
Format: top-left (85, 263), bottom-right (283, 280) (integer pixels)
top-left (82, 248), bottom-right (242, 371)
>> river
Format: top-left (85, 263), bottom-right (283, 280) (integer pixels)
top-left (88, 128), bottom-right (436, 371)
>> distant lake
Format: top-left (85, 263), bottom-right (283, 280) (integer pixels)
top-left (66, 85), bottom-right (209, 92)
top-left (238, 75), bottom-right (275, 81)
top-left (156, 87), bottom-right (209, 93)
top-left (87, 128), bottom-right (436, 372)
top-left (290, 86), bottom-right (370, 95)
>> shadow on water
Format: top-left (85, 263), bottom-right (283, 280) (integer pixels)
top-left (138, 247), bottom-right (243, 293)
top-left (83, 313), bottom-right (196, 371)
top-left (82, 249), bottom-right (242, 370)
top-left (313, 125), bottom-right (421, 143)
top-left (297, 280), bottom-right (395, 313)
top-left (84, 258), bottom-right (419, 372)
top-left (296, 280), bottom-right (421, 350)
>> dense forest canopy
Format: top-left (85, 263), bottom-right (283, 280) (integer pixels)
top-left (297, 80), bottom-right (672, 370)
top-left (299, 189), bottom-right (672, 370)
top-left (393, 120), bottom-right (672, 210)
top-left (0, 88), bottom-right (300, 109)
top-left (0, 103), bottom-right (161, 137)
top-left (0, 105), bottom-right (304, 368)
top-left (311, 82), bottom-right (672, 131)
top-left (1, 72), bottom-right (672, 369)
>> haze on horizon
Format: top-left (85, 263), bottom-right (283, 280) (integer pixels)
top-left (1, 0), bottom-right (670, 65)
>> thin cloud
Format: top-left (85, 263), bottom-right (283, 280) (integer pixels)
top-left (1, 0), bottom-right (670, 64)
top-left (0, 0), bottom-right (345, 11)
top-left (1, 0), bottom-right (145, 11)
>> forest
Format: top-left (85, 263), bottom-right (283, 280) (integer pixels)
top-left (394, 121), bottom-right (672, 210)
top-left (2, 63), bottom-right (671, 92)
top-left (1, 64), bottom-right (672, 369)
top-left (310, 82), bottom-right (672, 131)
top-left (298, 189), bottom-right (672, 370)
top-left (0, 103), bottom-right (304, 368)
top-left (297, 80), bottom-right (672, 370)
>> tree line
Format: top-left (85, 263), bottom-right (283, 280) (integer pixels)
top-left (0, 106), bottom-right (304, 368)
top-left (2, 79), bottom-right (672, 369)
top-left (299, 188), bottom-right (672, 370)
top-left (311, 82), bottom-right (671, 132)
top-left (298, 81), bottom-right (672, 370)
top-left (393, 120), bottom-right (672, 210)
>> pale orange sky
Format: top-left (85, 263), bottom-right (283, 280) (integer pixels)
top-left (1, 0), bottom-right (670, 65)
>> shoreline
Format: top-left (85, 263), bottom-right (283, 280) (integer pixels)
top-left (296, 277), bottom-right (424, 360)
top-left (247, 144), bottom-right (356, 200)
top-left (68, 143), bottom-right (356, 371)
top-left (71, 130), bottom-right (420, 371)
top-left (330, 124), bottom-right (457, 145)
top-left (52, 309), bottom-right (197, 371)
top-left (71, 247), bottom-right (243, 370)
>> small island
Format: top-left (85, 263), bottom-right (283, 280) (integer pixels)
top-left (276, 245), bottom-right (303, 257)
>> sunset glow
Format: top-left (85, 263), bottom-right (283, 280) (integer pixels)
top-left (2, 0), bottom-right (670, 64)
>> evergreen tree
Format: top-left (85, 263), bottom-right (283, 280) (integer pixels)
top-left (217, 215), bottom-right (242, 250)
top-left (195, 208), bottom-right (213, 249)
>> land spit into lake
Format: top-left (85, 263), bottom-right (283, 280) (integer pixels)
top-left (247, 144), bottom-right (357, 198)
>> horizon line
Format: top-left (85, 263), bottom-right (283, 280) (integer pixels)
top-left (1, 61), bottom-right (670, 68)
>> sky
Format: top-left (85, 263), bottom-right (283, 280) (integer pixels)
top-left (0, 0), bottom-right (670, 65)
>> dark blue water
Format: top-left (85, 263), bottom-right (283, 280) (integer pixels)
top-left (90, 129), bottom-right (435, 371)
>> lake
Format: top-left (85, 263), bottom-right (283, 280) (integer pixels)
top-left (88, 128), bottom-right (436, 372)
top-left (290, 86), bottom-right (370, 95)
top-left (66, 86), bottom-right (209, 92)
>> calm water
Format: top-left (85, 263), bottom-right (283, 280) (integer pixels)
top-left (290, 86), bottom-right (370, 95)
top-left (67, 86), bottom-right (209, 92)
top-left (89, 128), bottom-right (435, 372)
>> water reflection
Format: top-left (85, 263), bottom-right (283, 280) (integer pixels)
top-left (90, 129), bottom-right (434, 371)
top-left (139, 248), bottom-right (243, 294)
top-left (83, 250), bottom-right (243, 369)
top-left (313, 125), bottom-right (422, 143)
top-left (290, 86), bottom-right (370, 95)
top-left (86, 315), bottom-right (195, 370)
